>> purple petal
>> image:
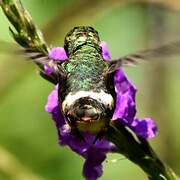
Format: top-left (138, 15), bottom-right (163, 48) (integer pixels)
top-left (131, 118), bottom-right (158, 139)
top-left (48, 47), bottom-right (68, 61)
top-left (112, 69), bottom-right (136, 123)
top-left (45, 86), bottom-right (115, 179)
top-left (45, 85), bottom-right (58, 113)
top-left (83, 148), bottom-right (106, 180)
top-left (44, 64), bottom-right (54, 75)
top-left (112, 69), bottom-right (157, 138)
top-left (100, 41), bottom-right (111, 60)
top-left (113, 69), bottom-right (136, 99)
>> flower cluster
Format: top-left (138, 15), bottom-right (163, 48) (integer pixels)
top-left (45, 42), bottom-right (157, 180)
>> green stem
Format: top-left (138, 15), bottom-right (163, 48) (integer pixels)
top-left (105, 121), bottom-right (179, 180)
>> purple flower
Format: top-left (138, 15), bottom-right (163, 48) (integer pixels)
top-left (48, 47), bottom-right (68, 61)
top-left (44, 64), bottom-right (54, 75)
top-left (100, 41), bottom-right (111, 60)
top-left (45, 43), bottom-right (157, 179)
top-left (45, 85), bottom-right (116, 180)
top-left (112, 69), bottom-right (157, 139)
top-left (43, 47), bottom-right (68, 75)
top-left (100, 43), bottom-right (157, 139)
top-left (131, 118), bottom-right (157, 139)
top-left (112, 69), bottom-right (136, 123)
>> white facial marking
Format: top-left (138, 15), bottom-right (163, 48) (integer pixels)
top-left (62, 90), bottom-right (114, 112)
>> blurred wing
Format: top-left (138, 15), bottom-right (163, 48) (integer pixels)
top-left (107, 41), bottom-right (180, 73)
top-left (0, 0), bottom-right (63, 84)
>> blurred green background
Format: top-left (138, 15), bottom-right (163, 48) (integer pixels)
top-left (0, 0), bottom-right (180, 179)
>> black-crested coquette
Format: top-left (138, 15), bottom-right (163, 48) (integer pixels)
top-left (2, 1), bottom-right (180, 179)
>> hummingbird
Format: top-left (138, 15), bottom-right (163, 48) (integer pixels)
top-left (23, 25), bottom-right (180, 138)
top-left (60, 26), bottom-right (115, 135)
top-left (1, 0), bottom-right (180, 138)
